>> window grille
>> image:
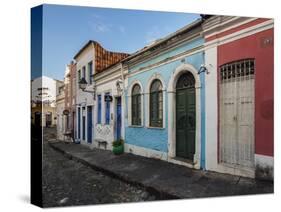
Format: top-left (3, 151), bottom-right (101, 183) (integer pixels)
top-left (105, 93), bottom-right (110, 125)
top-left (220, 59), bottom-right (255, 82)
top-left (132, 84), bottom-right (141, 125)
top-left (150, 79), bottom-right (163, 127)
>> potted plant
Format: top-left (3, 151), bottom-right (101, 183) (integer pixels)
top-left (112, 139), bottom-right (124, 155)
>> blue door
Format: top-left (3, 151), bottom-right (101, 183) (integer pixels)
top-left (116, 97), bottom-right (122, 140)
top-left (87, 106), bottom-right (92, 143)
top-left (82, 116), bottom-right (85, 141)
top-left (82, 107), bottom-right (86, 141)
top-left (78, 108), bottom-right (81, 139)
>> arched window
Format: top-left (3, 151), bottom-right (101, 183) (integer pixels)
top-left (150, 79), bottom-right (163, 127)
top-left (131, 84), bottom-right (141, 125)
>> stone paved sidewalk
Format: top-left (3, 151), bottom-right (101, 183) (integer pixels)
top-left (49, 142), bottom-right (273, 199)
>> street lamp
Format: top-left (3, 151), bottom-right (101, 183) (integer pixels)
top-left (116, 78), bottom-right (123, 95)
top-left (78, 77), bottom-right (96, 100)
top-left (78, 77), bottom-right (88, 91)
top-left (197, 64), bottom-right (210, 75)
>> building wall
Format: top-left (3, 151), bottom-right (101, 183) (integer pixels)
top-left (75, 42), bottom-right (127, 148)
top-left (70, 62), bottom-right (77, 137)
top-left (125, 37), bottom-right (205, 167)
top-left (56, 96), bottom-right (65, 140)
top-left (31, 76), bottom-right (57, 106)
top-left (218, 28), bottom-right (274, 157)
top-left (64, 66), bottom-right (71, 110)
top-left (93, 68), bottom-right (123, 150)
top-left (76, 46), bottom-right (95, 109)
top-left (204, 17), bottom-right (273, 179)
top-left (31, 106), bottom-right (57, 127)
top-left (31, 76), bottom-right (61, 127)
top-left (75, 45), bottom-right (95, 145)
top-left (218, 28), bottom-right (274, 180)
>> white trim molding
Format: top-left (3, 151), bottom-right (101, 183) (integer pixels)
top-left (167, 63), bottom-right (201, 169)
top-left (204, 17), bottom-right (258, 39)
top-left (205, 19), bottom-right (274, 48)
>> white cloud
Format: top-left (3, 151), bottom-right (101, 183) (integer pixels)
top-left (119, 25), bottom-right (126, 34)
top-left (88, 14), bottom-right (112, 33)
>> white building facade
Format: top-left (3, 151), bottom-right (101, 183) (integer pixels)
top-left (74, 42), bottom-right (95, 146)
top-left (56, 84), bottom-right (65, 140)
top-left (74, 40), bottom-right (128, 149)
top-left (92, 63), bottom-right (125, 150)
top-left (31, 76), bottom-right (63, 127)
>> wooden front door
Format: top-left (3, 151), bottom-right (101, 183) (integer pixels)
top-left (176, 72), bottom-right (196, 161)
top-left (219, 59), bottom-right (255, 168)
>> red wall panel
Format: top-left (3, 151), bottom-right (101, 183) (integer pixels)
top-left (218, 28), bottom-right (274, 156)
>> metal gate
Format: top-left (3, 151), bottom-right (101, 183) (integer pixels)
top-left (219, 59), bottom-right (255, 168)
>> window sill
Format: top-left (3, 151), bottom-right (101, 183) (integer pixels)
top-left (96, 123), bottom-right (111, 126)
top-left (128, 125), bottom-right (143, 128)
top-left (146, 126), bottom-right (165, 130)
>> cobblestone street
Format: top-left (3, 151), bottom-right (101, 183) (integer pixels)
top-left (42, 128), bottom-right (156, 207)
top-left (42, 127), bottom-right (273, 207)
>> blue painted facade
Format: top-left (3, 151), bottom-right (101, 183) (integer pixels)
top-left (125, 37), bottom-right (206, 164)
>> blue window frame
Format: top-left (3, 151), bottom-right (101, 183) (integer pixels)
top-left (97, 95), bottom-right (102, 124)
top-left (105, 93), bottom-right (110, 124)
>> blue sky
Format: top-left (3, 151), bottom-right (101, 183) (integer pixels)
top-left (40, 4), bottom-right (200, 80)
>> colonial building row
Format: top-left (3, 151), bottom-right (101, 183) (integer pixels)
top-left (56, 15), bottom-right (274, 180)
top-left (31, 76), bottom-right (64, 128)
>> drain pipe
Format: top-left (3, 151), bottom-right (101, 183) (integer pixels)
top-left (200, 51), bottom-right (206, 171)
top-left (120, 62), bottom-right (126, 140)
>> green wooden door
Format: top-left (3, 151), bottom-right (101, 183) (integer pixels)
top-left (176, 73), bottom-right (196, 160)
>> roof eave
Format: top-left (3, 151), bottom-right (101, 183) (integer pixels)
top-left (121, 18), bottom-right (203, 64)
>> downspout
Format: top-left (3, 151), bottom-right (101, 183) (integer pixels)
top-left (200, 49), bottom-right (206, 170)
top-left (120, 62), bottom-right (126, 140)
